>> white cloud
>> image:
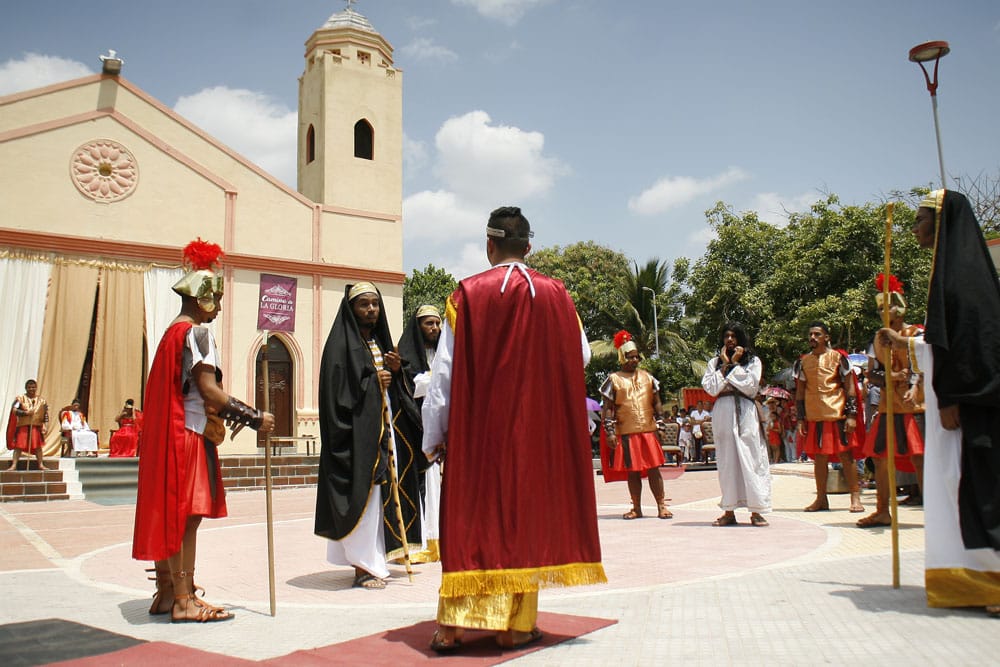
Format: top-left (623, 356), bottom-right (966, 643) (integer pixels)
top-left (406, 16), bottom-right (438, 31)
top-left (402, 190), bottom-right (485, 243)
top-left (628, 167), bottom-right (750, 216)
top-left (403, 133), bottom-right (429, 178)
top-left (447, 241), bottom-right (491, 280)
top-left (400, 38), bottom-right (458, 63)
top-left (0, 52), bottom-right (91, 96)
top-left (434, 110), bottom-right (567, 204)
top-left (750, 191), bottom-right (820, 226)
top-left (451, 0), bottom-right (551, 25)
top-left (174, 86), bottom-right (297, 187)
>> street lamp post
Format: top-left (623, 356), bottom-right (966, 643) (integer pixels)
top-left (642, 286), bottom-right (659, 358)
top-left (908, 40), bottom-right (950, 189)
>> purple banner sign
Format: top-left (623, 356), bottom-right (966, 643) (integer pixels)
top-left (257, 273), bottom-right (297, 332)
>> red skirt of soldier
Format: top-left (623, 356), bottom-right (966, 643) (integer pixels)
top-left (801, 419), bottom-right (864, 459)
top-left (600, 429), bottom-right (665, 482)
top-left (11, 426), bottom-right (45, 453)
top-left (862, 413), bottom-right (924, 473)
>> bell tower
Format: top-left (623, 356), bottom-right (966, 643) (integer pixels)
top-left (298, 3), bottom-right (402, 216)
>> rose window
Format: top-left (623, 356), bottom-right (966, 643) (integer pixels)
top-left (70, 140), bottom-right (139, 202)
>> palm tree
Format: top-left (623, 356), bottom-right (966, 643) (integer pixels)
top-left (592, 258), bottom-right (674, 358)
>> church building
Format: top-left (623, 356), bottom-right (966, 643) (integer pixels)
top-left (0, 6), bottom-right (404, 455)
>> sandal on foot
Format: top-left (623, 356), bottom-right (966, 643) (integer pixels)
top-left (657, 503), bottom-right (673, 519)
top-left (496, 627), bottom-right (543, 650)
top-left (856, 513), bottom-right (892, 528)
top-left (170, 594), bottom-right (234, 623)
top-left (146, 567), bottom-right (173, 615)
top-left (429, 628), bottom-right (462, 653)
top-left (803, 502), bottom-right (829, 512)
top-left (712, 514), bottom-right (737, 526)
top-left (986, 605), bottom-right (1000, 618)
top-left (352, 573), bottom-right (387, 590)
top-left (750, 514), bottom-right (769, 527)
top-left (622, 509), bottom-right (642, 520)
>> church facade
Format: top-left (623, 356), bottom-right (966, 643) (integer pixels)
top-left (0, 7), bottom-right (404, 454)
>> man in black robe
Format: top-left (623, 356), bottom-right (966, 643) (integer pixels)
top-left (314, 282), bottom-right (425, 589)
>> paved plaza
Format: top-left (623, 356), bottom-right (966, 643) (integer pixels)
top-left (1, 463), bottom-right (997, 665)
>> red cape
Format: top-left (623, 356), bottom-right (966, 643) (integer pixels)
top-left (439, 266), bottom-right (604, 594)
top-left (132, 321), bottom-right (226, 561)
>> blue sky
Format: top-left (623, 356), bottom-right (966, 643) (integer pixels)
top-left (2, 1), bottom-right (998, 280)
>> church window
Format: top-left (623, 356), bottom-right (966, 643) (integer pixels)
top-left (305, 125), bottom-right (315, 163)
top-left (357, 50), bottom-right (371, 66)
top-left (354, 119), bottom-right (373, 160)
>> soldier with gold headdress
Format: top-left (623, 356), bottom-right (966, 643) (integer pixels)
top-left (132, 238), bottom-right (275, 623)
top-left (599, 330), bottom-right (671, 520)
top-left (857, 274), bottom-right (926, 528)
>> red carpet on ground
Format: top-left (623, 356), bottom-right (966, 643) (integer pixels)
top-left (44, 612), bottom-right (615, 666)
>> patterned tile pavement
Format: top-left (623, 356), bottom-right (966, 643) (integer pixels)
top-left (1, 462), bottom-right (996, 665)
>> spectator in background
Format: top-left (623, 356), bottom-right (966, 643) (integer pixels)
top-left (109, 398), bottom-right (142, 458)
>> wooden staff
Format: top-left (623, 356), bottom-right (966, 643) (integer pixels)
top-left (261, 331), bottom-right (277, 615)
top-left (882, 202), bottom-right (901, 589)
top-left (383, 389), bottom-right (414, 582)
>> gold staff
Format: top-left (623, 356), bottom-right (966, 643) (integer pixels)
top-left (383, 389), bottom-right (414, 582)
top-left (882, 203), bottom-right (900, 589)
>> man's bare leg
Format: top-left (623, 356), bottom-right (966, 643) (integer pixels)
top-left (857, 457), bottom-right (891, 527)
top-left (647, 469), bottom-right (671, 518)
top-left (805, 455), bottom-right (830, 511)
top-left (5, 450), bottom-right (20, 471)
top-left (624, 472), bottom-right (643, 519)
top-left (35, 448), bottom-right (48, 471)
top-left (840, 452), bottom-right (864, 512)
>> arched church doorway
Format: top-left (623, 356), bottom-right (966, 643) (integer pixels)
top-left (255, 336), bottom-right (293, 447)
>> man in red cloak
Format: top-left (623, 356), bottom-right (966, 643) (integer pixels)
top-left (421, 206), bottom-right (606, 652)
top-left (132, 239), bottom-right (274, 622)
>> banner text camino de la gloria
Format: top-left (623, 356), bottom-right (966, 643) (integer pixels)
top-left (257, 273), bottom-right (297, 332)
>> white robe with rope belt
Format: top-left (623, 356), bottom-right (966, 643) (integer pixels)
top-left (702, 356), bottom-right (772, 513)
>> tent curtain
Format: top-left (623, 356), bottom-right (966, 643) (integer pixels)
top-left (144, 267), bottom-right (184, 369)
top-left (91, 267), bottom-right (145, 441)
top-left (38, 263), bottom-right (100, 456)
top-left (0, 255), bottom-right (51, 459)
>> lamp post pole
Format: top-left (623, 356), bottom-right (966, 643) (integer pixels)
top-left (908, 40), bottom-right (950, 189)
top-left (642, 286), bottom-right (659, 358)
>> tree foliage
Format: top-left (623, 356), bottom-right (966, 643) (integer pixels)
top-left (684, 195), bottom-right (932, 382)
top-left (402, 264), bottom-right (457, 322)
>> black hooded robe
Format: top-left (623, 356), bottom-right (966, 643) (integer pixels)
top-left (924, 190), bottom-right (1000, 551)
top-left (314, 285), bottom-right (425, 560)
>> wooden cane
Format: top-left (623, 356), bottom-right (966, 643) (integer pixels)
top-left (262, 331), bottom-right (277, 615)
top-left (383, 389), bottom-right (414, 583)
top-left (882, 202), bottom-right (901, 589)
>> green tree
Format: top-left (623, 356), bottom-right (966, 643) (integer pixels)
top-left (527, 241), bottom-right (630, 341)
top-left (683, 195), bottom-right (931, 383)
top-left (402, 264), bottom-right (457, 322)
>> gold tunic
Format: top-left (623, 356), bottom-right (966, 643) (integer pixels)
top-left (14, 394), bottom-right (47, 427)
top-left (876, 323), bottom-right (925, 415)
top-left (606, 370), bottom-right (658, 434)
top-left (800, 349), bottom-right (847, 422)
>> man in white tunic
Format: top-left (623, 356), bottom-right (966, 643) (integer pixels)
top-left (61, 399), bottom-right (98, 456)
top-left (702, 322), bottom-right (772, 526)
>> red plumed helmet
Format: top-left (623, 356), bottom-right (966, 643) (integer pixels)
top-left (182, 238), bottom-right (224, 271)
top-left (874, 272), bottom-right (904, 294)
top-left (613, 330), bottom-right (633, 349)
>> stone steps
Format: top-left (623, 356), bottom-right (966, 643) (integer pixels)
top-left (0, 455), bottom-right (320, 502)
top-left (0, 461), bottom-right (70, 502)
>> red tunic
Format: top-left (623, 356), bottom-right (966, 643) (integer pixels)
top-left (438, 266), bottom-right (604, 596)
top-left (132, 322), bottom-right (227, 561)
top-left (109, 415), bottom-right (141, 457)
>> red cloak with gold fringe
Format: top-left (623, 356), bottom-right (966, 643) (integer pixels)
top-left (437, 265), bottom-right (605, 597)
